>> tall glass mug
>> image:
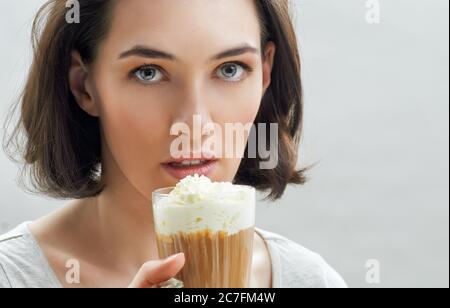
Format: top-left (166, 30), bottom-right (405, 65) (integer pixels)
top-left (152, 184), bottom-right (255, 288)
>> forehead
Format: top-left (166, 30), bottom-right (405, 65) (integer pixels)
top-left (102, 0), bottom-right (262, 61)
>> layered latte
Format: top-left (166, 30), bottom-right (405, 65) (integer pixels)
top-left (152, 175), bottom-right (255, 288)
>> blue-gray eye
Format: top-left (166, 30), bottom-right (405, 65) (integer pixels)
top-left (134, 65), bottom-right (164, 83)
top-left (217, 63), bottom-right (246, 81)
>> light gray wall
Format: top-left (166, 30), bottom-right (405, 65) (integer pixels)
top-left (0, 0), bottom-right (448, 288)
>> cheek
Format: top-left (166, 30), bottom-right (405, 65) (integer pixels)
top-left (92, 75), bottom-right (173, 193)
top-left (208, 79), bottom-right (263, 180)
top-left (210, 76), bottom-right (263, 124)
top-left (97, 82), bottom-right (169, 153)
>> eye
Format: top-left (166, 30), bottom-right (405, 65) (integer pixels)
top-left (133, 65), bottom-right (165, 84)
top-left (216, 62), bottom-right (252, 82)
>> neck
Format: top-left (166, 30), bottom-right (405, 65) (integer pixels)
top-left (90, 150), bottom-right (160, 273)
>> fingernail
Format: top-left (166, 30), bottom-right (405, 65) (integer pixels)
top-left (166, 253), bottom-right (184, 262)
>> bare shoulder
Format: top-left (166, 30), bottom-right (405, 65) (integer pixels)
top-left (28, 199), bottom-right (88, 242)
top-left (28, 198), bottom-right (95, 262)
top-left (27, 198), bottom-right (94, 287)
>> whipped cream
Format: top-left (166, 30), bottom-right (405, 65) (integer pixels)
top-left (153, 174), bottom-right (255, 235)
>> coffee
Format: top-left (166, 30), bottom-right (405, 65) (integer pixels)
top-left (152, 175), bottom-right (255, 288)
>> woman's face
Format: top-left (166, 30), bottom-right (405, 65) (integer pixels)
top-left (75, 0), bottom-right (275, 199)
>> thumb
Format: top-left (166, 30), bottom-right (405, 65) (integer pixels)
top-left (128, 253), bottom-right (185, 288)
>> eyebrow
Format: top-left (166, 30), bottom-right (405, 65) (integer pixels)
top-left (118, 43), bottom-right (259, 61)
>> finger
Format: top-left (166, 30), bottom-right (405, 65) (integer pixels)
top-left (128, 253), bottom-right (185, 288)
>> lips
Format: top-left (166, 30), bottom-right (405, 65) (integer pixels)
top-left (161, 157), bottom-right (218, 180)
top-left (169, 159), bottom-right (212, 168)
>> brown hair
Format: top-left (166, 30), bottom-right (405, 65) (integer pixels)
top-left (3, 0), bottom-right (313, 200)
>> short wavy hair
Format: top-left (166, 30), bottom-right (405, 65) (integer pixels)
top-left (3, 0), bottom-right (313, 200)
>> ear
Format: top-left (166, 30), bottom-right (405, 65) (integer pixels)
top-left (68, 51), bottom-right (99, 117)
top-left (262, 41), bottom-right (276, 95)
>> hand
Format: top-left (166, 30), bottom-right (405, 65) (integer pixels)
top-left (128, 253), bottom-right (185, 288)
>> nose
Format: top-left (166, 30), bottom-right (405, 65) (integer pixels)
top-left (170, 80), bottom-right (214, 154)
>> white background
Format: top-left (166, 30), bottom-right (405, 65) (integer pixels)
top-left (0, 0), bottom-right (448, 287)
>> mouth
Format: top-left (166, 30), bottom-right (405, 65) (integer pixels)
top-left (161, 158), bottom-right (218, 180)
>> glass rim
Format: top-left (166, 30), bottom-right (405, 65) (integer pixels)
top-left (152, 186), bottom-right (176, 197)
top-left (152, 184), bottom-right (256, 197)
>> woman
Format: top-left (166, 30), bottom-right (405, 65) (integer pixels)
top-left (0, 0), bottom-right (346, 288)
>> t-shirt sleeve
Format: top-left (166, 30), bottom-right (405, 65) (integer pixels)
top-left (279, 238), bottom-right (347, 288)
top-left (322, 261), bottom-right (347, 288)
top-left (0, 261), bottom-right (12, 288)
top-left (261, 229), bottom-right (347, 288)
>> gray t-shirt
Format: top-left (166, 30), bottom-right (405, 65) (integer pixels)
top-left (0, 222), bottom-right (347, 288)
